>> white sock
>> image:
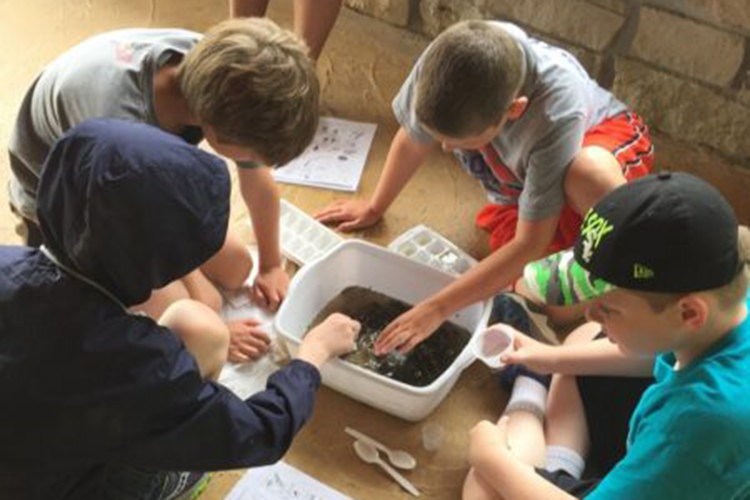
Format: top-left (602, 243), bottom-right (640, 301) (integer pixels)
top-left (545, 445), bottom-right (586, 479)
top-left (504, 375), bottom-right (548, 421)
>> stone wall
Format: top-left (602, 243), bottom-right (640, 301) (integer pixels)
top-left (344, 0), bottom-right (750, 165)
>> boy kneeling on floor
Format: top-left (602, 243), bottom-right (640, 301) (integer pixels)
top-left (0, 119), bottom-right (360, 500)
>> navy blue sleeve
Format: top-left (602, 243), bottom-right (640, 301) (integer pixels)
top-left (117, 334), bottom-right (322, 471)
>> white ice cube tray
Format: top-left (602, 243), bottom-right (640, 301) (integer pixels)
top-left (280, 199), bottom-right (343, 265)
top-left (388, 225), bottom-right (477, 276)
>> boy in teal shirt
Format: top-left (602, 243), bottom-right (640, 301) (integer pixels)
top-left (465, 172), bottom-right (749, 499)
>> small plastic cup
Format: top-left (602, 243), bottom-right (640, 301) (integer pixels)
top-left (421, 422), bottom-right (445, 452)
top-left (471, 324), bottom-right (515, 369)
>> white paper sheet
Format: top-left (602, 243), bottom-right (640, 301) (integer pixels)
top-left (218, 248), bottom-right (282, 400)
top-left (226, 461), bottom-right (357, 500)
top-left (273, 117), bottom-right (377, 192)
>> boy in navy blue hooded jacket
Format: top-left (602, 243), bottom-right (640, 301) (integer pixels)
top-left (0, 119), bottom-right (360, 500)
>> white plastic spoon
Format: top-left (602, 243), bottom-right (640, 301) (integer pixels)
top-left (353, 440), bottom-right (421, 497)
top-left (345, 427), bottom-right (417, 470)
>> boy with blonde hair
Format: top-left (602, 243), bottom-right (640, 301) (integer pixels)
top-left (465, 173), bottom-right (749, 500)
top-left (8, 18), bottom-right (319, 361)
top-left (316, 20), bottom-right (653, 355)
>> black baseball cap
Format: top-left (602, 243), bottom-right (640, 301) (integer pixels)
top-left (524, 172), bottom-right (741, 305)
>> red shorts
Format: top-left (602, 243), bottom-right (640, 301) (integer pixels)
top-left (477, 112), bottom-right (654, 253)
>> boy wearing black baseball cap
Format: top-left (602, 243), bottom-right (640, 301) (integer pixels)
top-left (464, 172), bottom-right (749, 500)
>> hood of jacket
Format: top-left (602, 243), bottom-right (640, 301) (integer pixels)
top-left (37, 118), bottom-right (231, 306)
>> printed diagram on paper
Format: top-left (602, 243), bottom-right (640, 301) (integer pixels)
top-left (225, 461), bottom-right (356, 500)
top-left (273, 117), bottom-right (377, 192)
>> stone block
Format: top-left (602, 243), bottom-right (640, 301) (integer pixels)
top-left (344, 0), bottom-right (409, 27)
top-left (486, 0), bottom-right (624, 51)
top-left (644, 0), bottom-right (750, 35)
top-left (631, 7), bottom-right (744, 87)
top-left (585, 0), bottom-right (630, 16)
top-left (418, 0), bottom-right (484, 38)
top-left (613, 57), bottom-right (750, 161)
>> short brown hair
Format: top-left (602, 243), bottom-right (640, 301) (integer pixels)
top-left (178, 18), bottom-right (319, 165)
top-left (415, 21), bottom-right (524, 138)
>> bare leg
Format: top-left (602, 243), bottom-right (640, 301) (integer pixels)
top-left (159, 299), bottom-right (230, 381)
top-left (563, 146), bottom-right (625, 217)
top-left (545, 325), bottom-right (601, 458)
top-left (200, 228), bottom-right (253, 291)
top-left (463, 409), bottom-right (545, 500)
top-left (293, 0), bottom-right (343, 60)
top-left (229, 0), bottom-right (270, 17)
top-left (182, 269), bottom-right (223, 313)
top-left (132, 280), bottom-right (190, 319)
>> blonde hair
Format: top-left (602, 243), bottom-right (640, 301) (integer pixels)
top-left (415, 20), bottom-right (524, 138)
top-left (178, 18), bottom-right (319, 165)
top-left (638, 264), bottom-right (748, 313)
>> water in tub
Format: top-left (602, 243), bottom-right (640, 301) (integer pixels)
top-left (307, 286), bottom-right (471, 387)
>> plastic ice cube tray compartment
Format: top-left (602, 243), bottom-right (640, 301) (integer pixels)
top-left (388, 225), bottom-right (476, 276)
top-left (280, 199), bottom-right (343, 266)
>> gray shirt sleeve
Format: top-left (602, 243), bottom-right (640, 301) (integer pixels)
top-left (518, 113), bottom-right (586, 220)
top-left (391, 60), bottom-right (437, 145)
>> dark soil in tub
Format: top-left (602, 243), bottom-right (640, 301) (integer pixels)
top-left (307, 286), bottom-right (472, 387)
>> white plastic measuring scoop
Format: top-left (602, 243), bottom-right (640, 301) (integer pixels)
top-left (345, 427), bottom-right (417, 469)
top-left (353, 440), bottom-right (421, 497)
top-left (471, 324), bottom-right (515, 369)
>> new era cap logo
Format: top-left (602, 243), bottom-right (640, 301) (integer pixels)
top-left (634, 263), bottom-right (654, 279)
top-left (580, 210), bottom-right (614, 263)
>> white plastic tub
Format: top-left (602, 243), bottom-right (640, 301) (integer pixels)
top-left (275, 240), bottom-right (491, 421)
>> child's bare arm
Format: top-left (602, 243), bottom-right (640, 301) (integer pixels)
top-left (237, 166), bottom-right (287, 311)
top-left (315, 127), bottom-right (435, 231)
top-left (503, 323), bottom-right (655, 378)
top-left (375, 214), bottom-right (559, 355)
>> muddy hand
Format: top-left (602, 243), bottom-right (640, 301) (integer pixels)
top-left (374, 302), bottom-right (444, 355)
top-left (297, 313), bottom-right (362, 367)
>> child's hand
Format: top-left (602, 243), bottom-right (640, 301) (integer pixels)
top-left (296, 313), bottom-right (361, 368)
top-left (469, 417), bottom-right (512, 469)
top-left (251, 266), bottom-right (289, 311)
top-left (374, 301), bottom-right (444, 355)
top-left (314, 200), bottom-right (382, 232)
top-left (227, 318), bottom-right (271, 363)
top-left (500, 329), bottom-right (557, 374)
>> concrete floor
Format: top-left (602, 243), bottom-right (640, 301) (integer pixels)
top-left (1, 1), bottom-right (748, 499)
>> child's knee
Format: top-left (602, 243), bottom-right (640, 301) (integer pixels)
top-left (203, 231), bottom-right (253, 290)
top-left (564, 147), bottom-right (625, 215)
top-left (159, 299), bottom-right (230, 379)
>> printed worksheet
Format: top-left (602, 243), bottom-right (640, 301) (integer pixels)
top-left (226, 461), bottom-right (356, 500)
top-left (273, 117), bottom-right (377, 192)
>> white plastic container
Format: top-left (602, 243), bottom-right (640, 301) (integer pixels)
top-left (275, 240), bottom-right (491, 421)
top-left (388, 225), bottom-right (476, 276)
top-left (471, 324), bottom-right (515, 369)
top-left (279, 199), bottom-right (343, 265)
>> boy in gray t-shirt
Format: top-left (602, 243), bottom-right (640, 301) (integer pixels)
top-left (316, 20), bottom-right (654, 355)
top-left (8, 18), bottom-right (319, 362)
